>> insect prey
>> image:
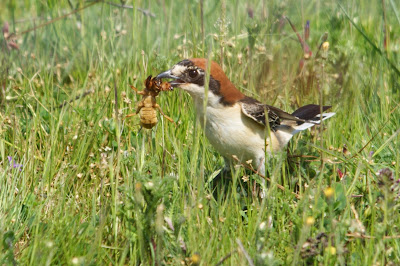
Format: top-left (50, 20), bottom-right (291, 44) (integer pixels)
top-left (126, 75), bottom-right (174, 129)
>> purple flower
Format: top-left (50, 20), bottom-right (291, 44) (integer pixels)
top-left (247, 7), bottom-right (254, 19)
top-left (304, 21), bottom-right (310, 41)
top-left (7, 156), bottom-right (23, 171)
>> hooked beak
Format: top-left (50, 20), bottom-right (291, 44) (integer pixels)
top-left (156, 70), bottom-right (184, 87)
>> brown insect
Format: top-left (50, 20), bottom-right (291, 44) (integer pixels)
top-left (126, 75), bottom-right (174, 129)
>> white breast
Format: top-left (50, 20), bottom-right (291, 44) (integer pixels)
top-left (192, 93), bottom-right (267, 168)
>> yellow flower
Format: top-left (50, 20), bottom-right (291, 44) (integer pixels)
top-left (325, 246), bottom-right (336, 255)
top-left (322, 42), bottom-right (330, 52)
top-left (324, 187), bottom-right (334, 198)
top-left (305, 216), bottom-right (315, 226)
top-left (191, 253), bottom-right (200, 265)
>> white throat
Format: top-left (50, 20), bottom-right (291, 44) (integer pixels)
top-left (179, 83), bottom-right (222, 110)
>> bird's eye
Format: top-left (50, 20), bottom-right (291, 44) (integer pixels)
top-left (188, 69), bottom-right (198, 78)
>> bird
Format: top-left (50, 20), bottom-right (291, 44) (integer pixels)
top-left (156, 58), bottom-right (335, 191)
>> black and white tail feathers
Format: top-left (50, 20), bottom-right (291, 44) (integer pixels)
top-left (290, 104), bottom-right (335, 134)
top-left (274, 104), bottom-right (335, 147)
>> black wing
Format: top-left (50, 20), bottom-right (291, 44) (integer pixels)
top-left (240, 97), bottom-right (306, 130)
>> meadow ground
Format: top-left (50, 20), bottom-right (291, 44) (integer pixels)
top-left (1, 0), bottom-right (400, 265)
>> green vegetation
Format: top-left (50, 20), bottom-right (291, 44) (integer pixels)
top-left (1, 0), bottom-right (400, 264)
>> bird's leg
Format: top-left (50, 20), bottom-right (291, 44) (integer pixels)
top-left (221, 160), bottom-right (233, 178)
top-left (213, 158), bottom-right (232, 181)
top-left (208, 158), bottom-right (233, 199)
top-left (215, 160), bottom-right (232, 180)
top-left (256, 157), bottom-right (267, 199)
top-left (154, 104), bottom-right (174, 123)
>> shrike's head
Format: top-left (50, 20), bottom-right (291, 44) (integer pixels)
top-left (156, 58), bottom-right (244, 106)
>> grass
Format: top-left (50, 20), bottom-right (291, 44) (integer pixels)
top-left (1, 0), bottom-right (400, 264)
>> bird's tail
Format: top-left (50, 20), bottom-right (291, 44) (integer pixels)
top-left (290, 104), bottom-right (335, 135)
top-left (273, 104), bottom-right (335, 148)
